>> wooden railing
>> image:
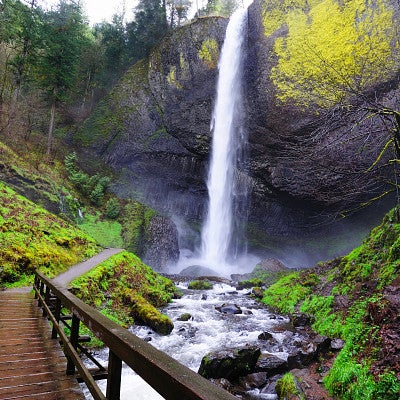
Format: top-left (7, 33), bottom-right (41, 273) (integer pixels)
top-left (33, 271), bottom-right (237, 400)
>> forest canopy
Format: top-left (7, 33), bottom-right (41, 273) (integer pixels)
top-left (0, 0), bottom-right (239, 157)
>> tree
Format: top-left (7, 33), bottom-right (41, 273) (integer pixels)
top-left (269, 0), bottom-right (400, 212)
top-left (126, 0), bottom-right (169, 61)
top-left (0, 0), bottom-right (41, 132)
top-left (35, 0), bottom-right (88, 157)
top-left (201, 0), bottom-right (239, 17)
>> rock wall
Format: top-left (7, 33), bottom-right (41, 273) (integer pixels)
top-left (75, 1), bottom-right (400, 266)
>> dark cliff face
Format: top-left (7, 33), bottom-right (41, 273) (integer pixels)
top-left (76, 4), bottom-right (399, 266)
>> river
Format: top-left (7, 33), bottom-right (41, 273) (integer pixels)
top-left (84, 281), bottom-right (289, 399)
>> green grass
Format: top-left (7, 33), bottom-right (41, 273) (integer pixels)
top-left (79, 213), bottom-right (123, 248)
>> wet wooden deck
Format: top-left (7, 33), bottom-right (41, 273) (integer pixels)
top-left (0, 289), bottom-right (85, 400)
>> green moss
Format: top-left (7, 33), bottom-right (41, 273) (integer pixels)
top-left (167, 65), bottom-right (183, 89)
top-left (79, 212), bottom-right (123, 248)
top-left (276, 372), bottom-right (305, 400)
top-left (121, 201), bottom-right (157, 254)
top-left (70, 251), bottom-right (178, 335)
top-left (188, 280), bottom-right (213, 290)
top-left (0, 182), bottom-right (100, 287)
top-left (237, 278), bottom-right (264, 289)
top-left (124, 292), bottom-right (174, 335)
top-left (74, 59), bottom-right (149, 146)
top-left (262, 272), bottom-right (313, 314)
top-left (198, 39), bottom-right (219, 69)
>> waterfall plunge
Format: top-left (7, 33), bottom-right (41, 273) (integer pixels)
top-left (200, 6), bottom-right (249, 269)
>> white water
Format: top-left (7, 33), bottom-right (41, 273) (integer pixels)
top-left (84, 283), bottom-right (288, 399)
top-left (200, 6), bottom-right (249, 270)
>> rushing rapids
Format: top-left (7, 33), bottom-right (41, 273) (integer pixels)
top-left (84, 281), bottom-right (290, 399)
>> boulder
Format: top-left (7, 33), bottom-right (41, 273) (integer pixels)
top-left (143, 216), bottom-right (180, 271)
top-left (215, 303), bottom-right (243, 314)
top-left (179, 265), bottom-right (221, 278)
top-left (198, 346), bottom-right (261, 380)
top-left (255, 353), bottom-right (288, 377)
top-left (291, 313), bottom-right (315, 328)
top-left (258, 331), bottom-right (274, 341)
top-left (177, 313), bottom-right (192, 321)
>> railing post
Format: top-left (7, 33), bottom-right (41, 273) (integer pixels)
top-left (34, 274), bottom-right (39, 299)
top-left (106, 350), bottom-right (122, 400)
top-left (52, 297), bottom-right (62, 339)
top-left (43, 285), bottom-right (51, 317)
top-left (67, 314), bottom-right (80, 375)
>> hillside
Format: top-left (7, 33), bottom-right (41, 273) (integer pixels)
top-left (0, 180), bottom-right (100, 287)
top-left (262, 208), bottom-right (400, 399)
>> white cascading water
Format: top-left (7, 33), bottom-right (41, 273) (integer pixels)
top-left (200, 6), bottom-right (249, 269)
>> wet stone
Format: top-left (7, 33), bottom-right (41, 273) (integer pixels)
top-left (215, 303), bottom-right (243, 314)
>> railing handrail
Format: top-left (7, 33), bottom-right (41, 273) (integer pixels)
top-left (33, 271), bottom-right (237, 400)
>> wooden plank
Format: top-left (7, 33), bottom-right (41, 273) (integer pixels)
top-left (0, 290), bottom-right (84, 400)
top-left (3, 387), bottom-right (84, 400)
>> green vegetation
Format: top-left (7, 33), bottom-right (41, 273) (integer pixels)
top-left (237, 278), bottom-right (264, 289)
top-left (121, 201), bottom-right (157, 254)
top-left (70, 251), bottom-right (179, 338)
top-left (64, 152), bottom-right (110, 207)
top-left (79, 213), bottom-right (123, 248)
top-left (0, 182), bottom-right (100, 288)
top-left (268, 0), bottom-right (399, 108)
top-left (261, 209), bottom-right (400, 399)
top-left (198, 39), bottom-right (219, 69)
top-left (188, 280), bottom-right (214, 290)
top-left (262, 272), bottom-right (319, 314)
top-left (275, 373), bottom-right (305, 400)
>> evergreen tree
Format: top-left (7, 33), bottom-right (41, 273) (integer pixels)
top-left (35, 0), bottom-right (88, 157)
top-left (126, 0), bottom-right (169, 61)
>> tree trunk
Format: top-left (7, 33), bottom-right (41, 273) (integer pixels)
top-left (46, 101), bottom-right (56, 158)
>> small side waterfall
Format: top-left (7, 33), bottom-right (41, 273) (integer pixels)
top-left (200, 6), bottom-right (249, 268)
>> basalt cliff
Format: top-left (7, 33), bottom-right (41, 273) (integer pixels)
top-left (74, 0), bottom-right (400, 266)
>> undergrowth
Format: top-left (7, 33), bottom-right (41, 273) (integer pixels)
top-left (262, 208), bottom-right (400, 399)
top-left (0, 182), bottom-right (100, 287)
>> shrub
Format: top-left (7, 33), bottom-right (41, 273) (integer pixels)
top-left (105, 198), bottom-right (121, 219)
top-left (188, 280), bottom-right (213, 290)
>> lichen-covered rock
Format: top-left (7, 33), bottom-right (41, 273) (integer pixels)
top-left (198, 346), bottom-right (261, 380)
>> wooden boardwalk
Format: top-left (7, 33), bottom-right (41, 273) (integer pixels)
top-left (0, 289), bottom-right (85, 400)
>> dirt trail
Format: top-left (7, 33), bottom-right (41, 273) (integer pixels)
top-left (52, 248), bottom-right (124, 287)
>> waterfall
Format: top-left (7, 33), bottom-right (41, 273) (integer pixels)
top-left (200, 6), bottom-right (249, 268)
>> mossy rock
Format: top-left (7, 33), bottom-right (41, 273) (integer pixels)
top-left (177, 313), bottom-right (192, 321)
top-left (188, 280), bottom-right (213, 290)
top-left (126, 292), bottom-right (174, 335)
top-left (237, 278), bottom-right (264, 290)
top-left (276, 372), bottom-right (305, 400)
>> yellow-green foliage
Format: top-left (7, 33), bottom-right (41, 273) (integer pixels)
top-left (70, 251), bottom-right (178, 333)
top-left (262, 0), bottom-right (318, 37)
top-left (0, 182), bottom-right (99, 287)
top-left (167, 65), bottom-right (183, 89)
top-left (198, 39), bottom-right (219, 69)
top-left (270, 0), bottom-right (399, 107)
